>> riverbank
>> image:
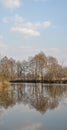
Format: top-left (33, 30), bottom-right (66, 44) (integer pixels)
top-left (10, 79), bottom-right (67, 84)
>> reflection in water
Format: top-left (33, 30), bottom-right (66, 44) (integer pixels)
top-left (0, 83), bottom-right (67, 113)
top-left (0, 83), bottom-right (67, 130)
top-left (15, 122), bottom-right (42, 130)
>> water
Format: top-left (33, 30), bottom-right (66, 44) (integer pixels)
top-left (0, 83), bottom-right (67, 130)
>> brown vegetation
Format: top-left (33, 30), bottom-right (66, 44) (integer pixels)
top-left (0, 52), bottom-right (67, 82)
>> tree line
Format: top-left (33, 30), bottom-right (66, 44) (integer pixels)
top-left (0, 52), bottom-right (67, 81)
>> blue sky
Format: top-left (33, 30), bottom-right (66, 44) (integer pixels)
top-left (0, 0), bottom-right (67, 65)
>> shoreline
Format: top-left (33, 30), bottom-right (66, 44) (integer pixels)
top-left (10, 79), bottom-right (67, 84)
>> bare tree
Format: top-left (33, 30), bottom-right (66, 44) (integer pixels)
top-left (46, 56), bottom-right (59, 80)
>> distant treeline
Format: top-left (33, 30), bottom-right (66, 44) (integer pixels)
top-left (0, 52), bottom-right (67, 81)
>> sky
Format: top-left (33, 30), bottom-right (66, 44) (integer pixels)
top-left (0, 0), bottom-right (67, 65)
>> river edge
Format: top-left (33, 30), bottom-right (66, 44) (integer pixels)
top-left (10, 79), bottom-right (67, 84)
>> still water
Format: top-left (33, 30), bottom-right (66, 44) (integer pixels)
top-left (0, 83), bottom-right (67, 130)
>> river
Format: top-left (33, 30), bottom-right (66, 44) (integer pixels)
top-left (0, 83), bottom-right (67, 130)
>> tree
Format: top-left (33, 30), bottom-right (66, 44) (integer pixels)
top-left (29, 52), bottom-right (47, 80)
top-left (9, 58), bottom-right (16, 80)
top-left (0, 56), bottom-right (10, 80)
top-left (16, 61), bottom-right (22, 79)
top-left (46, 56), bottom-right (59, 80)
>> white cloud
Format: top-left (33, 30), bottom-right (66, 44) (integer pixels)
top-left (6, 14), bottom-right (52, 37)
top-left (0, 0), bottom-right (21, 8)
top-left (11, 26), bottom-right (40, 36)
top-left (2, 14), bottom-right (24, 24)
top-left (2, 14), bottom-right (53, 36)
top-left (10, 20), bottom-right (52, 36)
top-left (24, 22), bottom-right (41, 30)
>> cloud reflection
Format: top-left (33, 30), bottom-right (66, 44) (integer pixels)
top-left (12, 122), bottom-right (42, 130)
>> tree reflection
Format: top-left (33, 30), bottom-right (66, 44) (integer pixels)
top-left (0, 83), bottom-right (67, 114)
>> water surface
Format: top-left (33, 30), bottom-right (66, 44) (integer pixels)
top-left (0, 83), bottom-right (67, 130)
